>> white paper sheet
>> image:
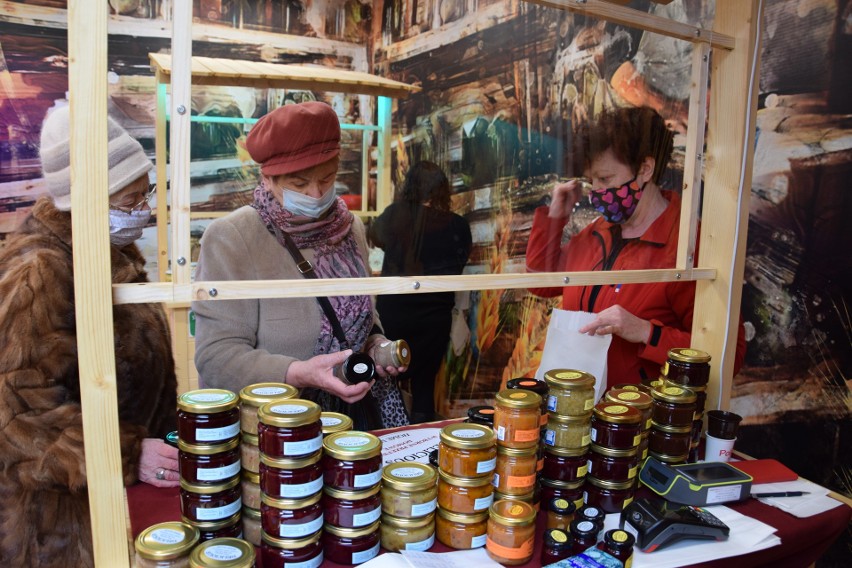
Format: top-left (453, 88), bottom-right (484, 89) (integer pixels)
top-left (359, 549), bottom-right (502, 568)
top-left (752, 478), bottom-right (845, 518)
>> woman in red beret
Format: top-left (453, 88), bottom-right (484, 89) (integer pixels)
top-left (192, 101), bottom-right (409, 428)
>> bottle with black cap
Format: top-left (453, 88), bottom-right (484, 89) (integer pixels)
top-left (541, 528), bottom-right (573, 565)
top-left (334, 352), bottom-right (376, 384)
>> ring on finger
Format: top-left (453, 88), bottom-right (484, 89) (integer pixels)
top-left (155, 468), bottom-right (166, 480)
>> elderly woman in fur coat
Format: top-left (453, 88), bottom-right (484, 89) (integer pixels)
top-left (0, 106), bottom-right (179, 567)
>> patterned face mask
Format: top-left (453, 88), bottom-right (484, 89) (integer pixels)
top-left (108, 208), bottom-right (151, 246)
top-left (589, 176), bottom-right (645, 224)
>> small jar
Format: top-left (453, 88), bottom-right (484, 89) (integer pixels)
top-left (322, 431), bottom-right (383, 490)
top-left (544, 369), bottom-right (596, 416)
top-left (544, 413), bottom-right (592, 449)
top-left (323, 521), bottom-right (381, 565)
top-left (380, 512), bottom-right (436, 552)
top-left (576, 504), bottom-right (606, 528)
top-left (134, 521), bottom-right (199, 568)
top-left (335, 352), bottom-right (376, 385)
top-left (542, 446), bottom-right (589, 482)
top-left (437, 469), bottom-right (494, 514)
top-left (494, 389), bottom-right (541, 449)
top-left (649, 421), bottom-right (693, 457)
top-left (650, 385), bottom-right (698, 428)
top-left (188, 537), bottom-right (255, 568)
top-left (507, 377), bottom-right (550, 426)
top-left (241, 507), bottom-right (261, 547)
top-left (649, 449), bottom-right (688, 465)
top-left (583, 476), bottom-right (636, 513)
top-left (541, 528), bottom-right (573, 565)
top-left (435, 507), bottom-right (488, 549)
top-left (371, 338), bottom-right (412, 368)
top-left (466, 405), bottom-right (495, 427)
top-left (546, 497), bottom-right (576, 531)
top-left (570, 519), bottom-right (599, 555)
top-left (322, 485), bottom-right (382, 529)
top-left (321, 412), bottom-right (353, 437)
top-left (605, 389), bottom-right (653, 432)
top-left (438, 423), bottom-right (497, 478)
top-left (611, 383), bottom-right (652, 396)
top-left (185, 513), bottom-right (243, 542)
top-left (540, 478), bottom-right (585, 512)
top-left (259, 451), bottom-right (323, 500)
top-left (600, 528), bottom-right (636, 567)
top-left (178, 438), bottom-right (241, 485)
top-left (257, 399), bottom-right (322, 459)
top-left (663, 348), bottom-right (711, 387)
top-left (485, 499), bottom-right (537, 566)
top-left (240, 433), bottom-right (259, 473)
top-left (260, 492), bottom-right (324, 539)
top-left (493, 445), bottom-right (538, 495)
top-left (180, 477), bottom-right (242, 523)
top-left (239, 382), bottom-right (298, 435)
top-left (381, 462), bottom-right (438, 517)
top-left (587, 444), bottom-right (639, 483)
top-left (492, 489), bottom-right (535, 512)
top-left (240, 470), bottom-right (261, 510)
top-left (590, 403), bottom-right (642, 450)
top-left (177, 389), bottom-right (240, 445)
top-left (260, 530), bottom-right (323, 568)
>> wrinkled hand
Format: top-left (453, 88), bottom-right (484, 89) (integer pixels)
top-left (364, 335), bottom-right (408, 378)
top-left (548, 179), bottom-right (586, 219)
top-left (578, 305), bottom-right (652, 344)
top-left (286, 350), bottom-right (374, 403)
top-left (138, 438), bottom-right (179, 488)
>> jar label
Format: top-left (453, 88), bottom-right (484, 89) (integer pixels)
top-left (645, 418), bottom-right (652, 430)
top-left (197, 459), bottom-right (241, 481)
top-left (513, 428), bottom-right (539, 443)
top-left (411, 498), bottom-right (437, 516)
top-left (662, 362), bottom-right (670, 376)
top-left (204, 545), bottom-right (243, 561)
top-left (252, 386), bottom-right (287, 396)
top-left (486, 535), bottom-right (534, 560)
top-left (578, 464), bottom-right (588, 477)
top-left (189, 393), bottom-right (230, 403)
top-left (623, 496), bottom-right (634, 509)
top-left (391, 467), bottom-right (425, 479)
top-left (195, 496), bottom-right (241, 521)
top-left (279, 476), bottom-right (324, 498)
top-left (271, 404), bottom-right (309, 415)
top-left (336, 436), bottom-right (371, 447)
top-left (352, 541), bottom-right (380, 564)
top-left (453, 429), bottom-right (486, 439)
top-left (282, 433), bottom-right (323, 456)
top-left (605, 405), bottom-right (629, 415)
top-left (590, 427), bottom-right (598, 443)
top-left (354, 469), bottom-right (383, 488)
top-left (544, 430), bottom-right (556, 446)
top-left (546, 395), bottom-right (558, 412)
top-left (284, 552), bottom-right (323, 568)
top-left (471, 534), bottom-right (487, 548)
top-left (552, 530), bottom-right (569, 543)
top-left (353, 363), bottom-right (369, 374)
top-left (280, 514), bottom-right (324, 538)
top-left (492, 473), bottom-right (499, 487)
top-left (582, 434), bottom-right (591, 447)
top-left (476, 457), bottom-right (496, 474)
top-left (509, 392), bottom-right (528, 400)
top-left (507, 474), bottom-right (536, 489)
top-left (496, 426), bottom-right (506, 441)
top-left (584, 398), bottom-right (595, 411)
top-left (633, 434), bottom-right (641, 447)
top-left (586, 460), bottom-right (593, 474)
top-left (352, 505), bottom-right (382, 527)
top-left (195, 421), bottom-right (239, 442)
top-left (577, 520), bottom-right (595, 532)
top-left (473, 494), bottom-right (493, 511)
top-left (611, 530), bottom-right (629, 543)
top-left (664, 387), bottom-right (684, 395)
top-left (574, 498), bottom-right (585, 511)
top-left (149, 528), bottom-right (186, 545)
top-left (617, 392), bottom-right (641, 401)
top-left (556, 371), bottom-right (583, 379)
top-left (405, 533), bottom-right (435, 552)
top-left (321, 416), bottom-right (343, 426)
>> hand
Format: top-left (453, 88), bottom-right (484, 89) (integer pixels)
top-left (286, 350), bottom-right (374, 404)
top-left (548, 179), bottom-right (586, 219)
top-left (578, 305), bottom-right (652, 344)
top-left (364, 335), bottom-right (408, 378)
top-left (138, 438), bottom-right (179, 488)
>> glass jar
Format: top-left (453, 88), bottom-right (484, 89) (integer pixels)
top-left (587, 444), bottom-right (639, 483)
top-left (180, 477), bottom-right (242, 523)
top-left (611, 383), bottom-right (652, 396)
top-left (257, 399), bottom-right (322, 459)
top-left (466, 405), bottom-right (495, 427)
top-left (322, 431), bottom-right (383, 490)
top-left (540, 478), bottom-right (585, 512)
top-left (494, 389), bottom-right (541, 449)
top-left (259, 452), bottom-right (323, 500)
top-left (576, 504), bottom-right (605, 528)
top-left (323, 521), bottom-right (381, 565)
top-left (600, 528), bottom-right (636, 567)
top-left (542, 446), bottom-right (589, 482)
top-left (649, 421), bottom-right (692, 457)
top-left (570, 519), bottom-right (599, 555)
top-left (188, 537), bottom-right (255, 568)
top-left (135, 521), bottom-right (199, 568)
top-left (605, 389), bottom-right (653, 432)
top-left (371, 338), bottom-right (412, 368)
top-left (240, 433), bottom-right (259, 474)
top-left (650, 386), bottom-right (697, 428)
top-left (321, 412), bottom-right (353, 437)
top-left (583, 476), bottom-right (635, 513)
top-left (435, 507), bottom-right (488, 549)
top-left (485, 500), bottom-right (537, 566)
top-left (260, 530), bottom-right (323, 568)
top-left (492, 489), bottom-right (536, 513)
top-left (335, 352), bottom-right (376, 385)
top-left (240, 470), bottom-right (261, 510)
top-left (507, 377), bottom-right (550, 426)
top-left (638, 433), bottom-right (649, 460)
top-left (380, 512), bottom-right (436, 552)
top-left (541, 528), bottom-right (573, 565)
top-left (590, 403), bottom-right (642, 450)
top-left (437, 469), bottom-right (494, 514)
top-left (649, 449), bottom-right (688, 465)
top-left (238, 382), bottom-right (298, 435)
top-left (322, 485), bottom-right (382, 529)
top-left (429, 449), bottom-right (439, 469)
top-left (546, 497), bottom-right (576, 531)
top-left (663, 348), bottom-right (711, 387)
top-left (692, 385), bottom-right (708, 416)
top-left (544, 369), bottom-right (596, 416)
top-left (493, 445), bottom-right (537, 495)
top-left (260, 492), bottom-right (324, 539)
top-left (178, 438), bottom-right (241, 485)
top-left (438, 423), bottom-right (496, 478)
top-left (240, 506), bottom-right (261, 547)
top-left (185, 513), bottom-right (243, 542)
top-left (544, 413), bottom-right (592, 450)
top-left (381, 462), bottom-right (438, 518)
top-left (177, 389), bottom-right (240, 445)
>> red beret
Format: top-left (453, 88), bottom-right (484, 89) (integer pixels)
top-left (246, 101), bottom-right (341, 176)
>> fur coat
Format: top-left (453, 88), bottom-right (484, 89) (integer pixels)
top-left (0, 198), bottom-right (177, 567)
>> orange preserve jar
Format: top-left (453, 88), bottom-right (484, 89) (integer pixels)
top-left (438, 423), bottom-right (496, 478)
top-left (486, 499), bottom-right (537, 566)
top-left (494, 389), bottom-right (541, 449)
top-left (435, 507), bottom-right (488, 549)
top-left (437, 469), bottom-right (494, 514)
top-left (493, 446), bottom-right (538, 496)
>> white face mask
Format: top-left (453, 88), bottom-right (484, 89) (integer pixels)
top-left (282, 186), bottom-right (337, 218)
top-left (109, 209), bottom-right (151, 246)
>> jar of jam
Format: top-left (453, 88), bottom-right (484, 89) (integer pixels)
top-left (241, 470), bottom-right (261, 510)
top-left (649, 421), bottom-right (692, 457)
top-left (188, 537), bottom-right (255, 568)
top-left (587, 444), bottom-right (639, 483)
top-left (611, 383), bottom-right (652, 395)
top-left (239, 382), bottom-right (298, 435)
top-left (541, 528), bottom-right (573, 565)
top-left (135, 521), bottom-right (199, 568)
top-left (437, 469), bottom-right (494, 514)
top-left (539, 478), bottom-right (585, 513)
top-left (691, 385), bottom-right (708, 416)
top-left (322, 431), bottom-right (383, 490)
top-left (371, 338), bottom-right (412, 368)
top-left (546, 497), bottom-right (576, 531)
top-left (570, 519), bottom-right (599, 555)
top-left (178, 438), bottom-right (241, 485)
top-left (600, 528), bottom-right (636, 567)
top-left (380, 512), bottom-right (436, 552)
top-left (493, 445), bottom-right (537, 495)
top-left (494, 389), bottom-right (541, 449)
top-left (544, 369), bottom-right (596, 416)
top-left (381, 462), bottom-right (438, 518)
top-left (323, 485), bottom-right (382, 529)
top-left (261, 492), bottom-right (324, 539)
top-left (335, 352), bottom-right (376, 385)
top-left (180, 477), bottom-right (242, 523)
top-left (241, 506), bottom-right (261, 547)
top-left (583, 476), bottom-right (635, 513)
top-left (663, 348), bottom-right (711, 387)
top-left (261, 530), bottom-right (323, 568)
top-left (542, 446), bottom-right (589, 482)
top-left (605, 389), bottom-right (653, 432)
top-left (507, 377), bottom-right (550, 426)
top-left (466, 405), bottom-right (495, 427)
top-left (259, 451), bottom-right (323, 500)
top-left (323, 521), bottom-right (381, 565)
top-left (257, 399), bottom-right (322, 459)
top-left (486, 500), bottom-right (536, 566)
top-left (544, 413), bottom-right (592, 449)
top-left (184, 513), bottom-right (243, 542)
top-left (649, 449), bottom-right (688, 464)
top-left (590, 403), bottom-right (642, 450)
top-left (576, 504), bottom-right (605, 528)
top-left (321, 412), bottom-right (353, 437)
top-left (650, 385), bottom-right (697, 428)
top-left (638, 432), bottom-right (650, 460)
top-left (435, 507), bottom-right (488, 549)
top-left (177, 389), bottom-right (240, 445)
top-left (438, 423), bottom-right (496, 478)
top-left (240, 432), bottom-right (259, 473)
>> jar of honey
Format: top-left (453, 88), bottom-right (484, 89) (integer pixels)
top-left (134, 522), bottom-right (199, 568)
top-left (650, 386), bottom-right (697, 428)
top-left (322, 485), bottom-right (382, 529)
top-left (435, 507), bottom-right (489, 549)
top-left (587, 444), bottom-right (639, 483)
top-left (177, 389), bottom-right (240, 445)
top-left (381, 462), bottom-right (438, 518)
top-left (261, 492), bottom-right (324, 539)
top-left (543, 369), bottom-right (596, 416)
top-left (380, 512), bottom-right (436, 552)
top-left (259, 452), bottom-right (323, 500)
top-left (437, 469), bottom-right (494, 514)
top-left (238, 382), bottom-right (298, 435)
top-left (544, 413), bottom-right (592, 450)
top-left (322, 431), bottom-right (383, 491)
top-left (494, 389), bottom-right (541, 449)
top-left (583, 476), bottom-right (636, 513)
top-left (260, 530), bottom-right (323, 568)
top-left (605, 389), bottom-right (653, 432)
top-left (322, 521), bottom-right (381, 565)
top-left (178, 437), bottom-right (241, 485)
top-left (542, 446), bottom-right (589, 482)
top-left (438, 423), bottom-right (497, 478)
top-left (320, 412), bottom-right (353, 437)
top-left (590, 403), bottom-right (642, 450)
top-left (663, 348), bottom-right (711, 387)
top-left (486, 500), bottom-right (537, 566)
top-left (493, 445), bottom-right (538, 495)
top-left (188, 538), bottom-right (255, 568)
top-left (257, 400), bottom-right (322, 459)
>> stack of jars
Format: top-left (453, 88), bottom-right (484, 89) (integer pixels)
top-left (649, 384), bottom-right (697, 464)
top-left (605, 388), bottom-right (653, 460)
top-left (435, 423), bottom-right (496, 550)
top-left (177, 389), bottom-right (244, 542)
top-left (380, 462), bottom-right (437, 552)
top-left (493, 389), bottom-right (542, 507)
top-left (661, 348), bottom-right (711, 461)
top-left (503, 378), bottom-right (549, 507)
top-left (584, 401), bottom-right (643, 513)
top-left (320, 430), bottom-right (384, 565)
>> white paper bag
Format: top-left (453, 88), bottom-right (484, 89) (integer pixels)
top-left (534, 309), bottom-right (612, 403)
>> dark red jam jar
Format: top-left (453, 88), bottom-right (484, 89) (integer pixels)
top-left (261, 492), bottom-right (324, 539)
top-left (323, 521), bottom-right (381, 565)
top-left (590, 403), bottom-right (642, 450)
top-left (257, 399), bottom-right (323, 459)
top-left (649, 449), bottom-right (688, 465)
top-left (542, 446), bottom-right (589, 482)
top-left (539, 478), bottom-right (585, 512)
top-left (663, 348), bottom-right (711, 387)
top-left (600, 528), bottom-right (636, 566)
top-left (259, 451), bottom-right (324, 500)
top-left (650, 385), bottom-right (697, 428)
top-left (180, 477), bottom-right (242, 523)
top-left (570, 519), bottom-right (599, 555)
top-left (466, 405), bottom-right (496, 427)
top-left (576, 504), bottom-right (605, 530)
top-left (692, 385), bottom-right (708, 416)
top-left (183, 512), bottom-right (243, 542)
top-left (177, 389), bottom-right (240, 445)
top-left (322, 431), bottom-right (383, 491)
top-left (189, 537), bottom-right (255, 567)
top-left (541, 528), bottom-right (573, 565)
top-left (323, 485), bottom-right (382, 529)
top-left (649, 421), bottom-right (693, 457)
top-left (583, 476), bottom-right (636, 514)
top-left (178, 438), bottom-right (241, 485)
top-left (605, 389), bottom-right (653, 432)
top-left (587, 444), bottom-right (639, 483)
top-left (260, 529), bottom-right (323, 568)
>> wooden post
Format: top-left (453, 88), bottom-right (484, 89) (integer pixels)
top-left (155, 75), bottom-right (169, 283)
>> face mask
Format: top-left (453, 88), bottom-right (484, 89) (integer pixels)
top-left (589, 176), bottom-right (645, 224)
top-left (282, 186), bottom-right (337, 218)
top-left (109, 208), bottom-right (151, 247)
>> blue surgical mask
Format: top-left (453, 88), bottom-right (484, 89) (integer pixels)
top-left (109, 208), bottom-right (151, 246)
top-left (282, 186), bottom-right (337, 218)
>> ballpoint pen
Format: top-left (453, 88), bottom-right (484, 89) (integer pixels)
top-left (751, 491), bottom-right (810, 498)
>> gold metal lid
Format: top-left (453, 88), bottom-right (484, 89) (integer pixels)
top-left (135, 521), bottom-right (199, 560)
top-left (381, 511), bottom-right (435, 529)
top-left (181, 512), bottom-right (241, 531)
top-left (324, 484), bottom-right (382, 501)
top-left (180, 476), bottom-right (240, 495)
top-left (495, 388), bottom-right (542, 410)
top-left (435, 506), bottom-right (488, 524)
top-left (539, 477), bottom-right (584, 490)
top-left (497, 445), bottom-right (539, 457)
top-left (178, 389), bottom-right (239, 414)
top-left (322, 431), bottom-right (382, 461)
top-left (543, 369), bottom-right (596, 389)
top-left (178, 437), bottom-right (239, 455)
top-left (260, 491), bottom-right (322, 510)
top-left (259, 450), bottom-right (322, 470)
top-left (240, 432), bottom-right (258, 446)
top-left (321, 412), bottom-right (353, 434)
top-left (493, 490), bottom-right (534, 503)
top-left (260, 529), bottom-right (321, 549)
top-left (547, 412), bottom-right (593, 424)
top-left (388, 339), bottom-right (412, 366)
top-left (585, 476), bottom-right (636, 491)
top-left (323, 520), bottom-right (380, 539)
top-left (648, 450), bottom-right (689, 463)
top-left (241, 469), bottom-right (259, 485)
top-left (667, 348), bottom-right (711, 364)
top-left (651, 385), bottom-right (698, 404)
top-left (437, 469), bottom-right (494, 488)
top-left (543, 445), bottom-right (590, 458)
top-left (241, 506), bottom-right (261, 520)
top-left (592, 403), bottom-right (642, 424)
top-left (589, 443), bottom-right (638, 458)
top-left (606, 389), bottom-right (652, 409)
top-left (382, 462), bottom-right (437, 491)
top-left (611, 383), bottom-right (652, 395)
top-left (238, 382), bottom-right (298, 408)
top-left (257, 399), bottom-right (321, 427)
top-left (439, 423), bottom-right (495, 450)
top-left (489, 499), bottom-right (536, 526)
top-left (649, 420), bottom-right (693, 434)
top-left (188, 538), bottom-right (255, 568)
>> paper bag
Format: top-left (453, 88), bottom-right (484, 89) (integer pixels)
top-left (534, 309), bottom-right (612, 403)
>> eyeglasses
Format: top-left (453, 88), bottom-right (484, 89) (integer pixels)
top-left (109, 183), bottom-right (156, 214)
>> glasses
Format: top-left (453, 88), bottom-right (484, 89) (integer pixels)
top-left (109, 183), bottom-right (156, 214)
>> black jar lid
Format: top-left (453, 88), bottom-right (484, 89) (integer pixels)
top-left (604, 528), bottom-right (636, 550)
top-left (340, 352), bottom-right (376, 384)
top-left (466, 405), bottom-right (495, 426)
top-left (507, 377), bottom-right (549, 398)
top-left (547, 497), bottom-right (577, 516)
top-left (570, 518), bottom-right (599, 539)
top-left (428, 448), bottom-right (439, 469)
top-left (543, 528), bottom-right (573, 551)
top-left (577, 504), bottom-right (605, 524)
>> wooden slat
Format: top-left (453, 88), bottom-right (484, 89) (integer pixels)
top-left (155, 76), bottom-right (169, 282)
top-left (169, 2), bottom-right (192, 287)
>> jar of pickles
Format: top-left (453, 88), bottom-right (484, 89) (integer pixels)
top-left (322, 431), bottom-right (383, 490)
top-left (663, 348), bottom-right (711, 387)
top-left (185, 513), bottom-right (243, 542)
top-left (134, 522), bottom-right (199, 568)
top-left (323, 521), bottom-right (381, 565)
top-left (260, 492), bottom-right (324, 539)
top-left (539, 478), bottom-right (584, 512)
top-left (438, 423), bottom-right (497, 478)
top-left (507, 377), bottom-right (550, 426)
top-left (494, 390), bottom-right (541, 449)
top-left (178, 438), bottom-right (241, 485)
top-left (260, 530), bottom-right (323, 568)
top-left (380, 512), bottom-right (436, 552)
top-left (188, 538), bottom-right (255, 568)
top-left (650, 386), bottom-right (697, 428)
top-left (542, 446), bottom-right (589, 482)
top-left (544, 369), bottom-right (596, 416)
top-left (435, 507), bottom-right (488, 549)
top-left (493, 445), bottom-right (537, 495)
top-left (466, 405), bottom-right (495, 427)
top-left (322, 485), bottom-right (382, 529)
top-left (544, 413), bottom-right (592, 450)
top-left (590, 403), bottom-right (642, 450)
top-left (583, 476), bottom-right (636, 513)
top-left (587, 444), bottom-right (639, 483)
top-left (177, 389), bottom-right (240, 445)
top-left (257, 400), bottom-right (322, 459)
top-left (381, 463), bottom-right (438, 518)
top-left (240, 432), bottom-right (259, 474)
top-left (320, 412), bottom-right (353, 437)
top-left (259, 452), bottom-right (323, 500)
top-left (486, 500), bottom-right (537, 566)
top-left (238, 382), bottom-right (298, 435)
top-left (437, 469), bottom-right (494, 514)
top-left (180, 477), bottom-right (242, 523)
top-left (605, 389), bottom-right (653, 432)
top-left (648, 421), bottom-right (692, 457)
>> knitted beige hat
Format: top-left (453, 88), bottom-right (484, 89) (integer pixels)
top-left (39, 105), bottom-right (153, 211)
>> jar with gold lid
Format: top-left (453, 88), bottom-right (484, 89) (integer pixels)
top-left (544, 413), bottom-right (592, 450)
top-left (183, 513), bottom-right (242, 542)
top-left (590, 403), bottom-right (642, 450)
top-left (583, 476), bottom-right (636, 513)
top-left (239, 383), bottom-right (298, 435)
top-left (492, 489), bottom-right (536, 509)
top-left (605, 389), bottom-right (653, 432)
top-left (240, 470), bottom-right (261, 510)
top-left (663, 348), bottom-right (711, 387)
top-left (544, 369), bottom-right (596, 416)
top-left (587, 444), bottom-right (639, 483)
top-left (371, 338), bottom-right (412, 368)
top-left (486, 500), bottom-right (537, 566)
top-left (648, 421), bottom-right (692, 457)
top-left (494, 389), bottom-right (541, 449)
top-left (381, 462), bottom-right (438, 518)
top-left (691, 385), bottom-right (708, 416)
top-left (259, 451), bottom-right (323, 500)
top-left (257, 399), bottom-right (322, 459)
top-left (435, 507), bottom-right (488, 549)
top-left (437, 469), bottom-right (494, 514)
top-left (649, 449), bottom-right (688, 465)
top-left (493, 445), bottom-right (537, 495)
top-left (261, 492), bottom-right (324, 539)
top-left (611, 383), bottom-right (652, 395)
top-left (188, 537), bottom-right (255, 568)
top-left (650, 386), bottom-right (697, 428)
top-left (507, 377), bottom-right (550, 426)
top-left (178, 390), bottom-right (240, 445)
top-left (380, 512), bottom-right (436, 552)
top-left (240, 432), bottom-right (259, 473)
top-left (322, 431), bottom-right (383, 490)
top-left (322, 521), bottom-right (381, 565)
top-left (320, 412), bottom-right (353, 436)
top-left (180, 477), bottom-right (242, 523)
top-left (542, 446), bottom-right (589, 482)
top-left (135, 521), bottom-right (199, 568)
top-left (540, 478), bottom-right (585, 512)
top-left (260, 530), bottom-right (323, 568)
top-left (438, 423), bottom-right (496, 478)
top-left (240, 506), bottom-right (261, 547)
top-left (178, 438), bottom-right (241, 485)
top-left (323, 485), bottom-right (382, 529)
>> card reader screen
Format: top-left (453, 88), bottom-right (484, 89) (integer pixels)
top-left (681, 465), bottom-right (740, 483)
